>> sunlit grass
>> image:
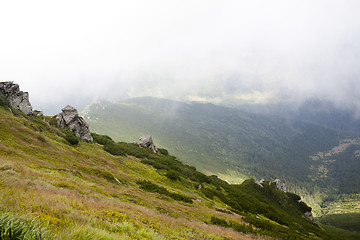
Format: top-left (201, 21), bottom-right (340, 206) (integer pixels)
top-left (0, 107), bottom-right (256, 239)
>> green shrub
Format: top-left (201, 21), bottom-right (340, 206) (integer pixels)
top-left (103, 142), bottom-right (126, 156)
top-left (298, 201), bottom-right (312, 213)
top-left (48, 117), bottom-right (58, 127)
top-left (0, 213), bottom-right (51, 240)
top-left (286, 192), bottom-right (301, 202)
top-left (136, 180), bottom-right (192, 203)
top-left (210, 216), bottom-right (255, 235)
top-left (157, 148), bottom-right (169, 156)
top-left (140, 159), bottom-right (169, 170)
top-left (64, 132), bottom-right (79, 145)
top-left (165, 170), bottom-right (180, 181)
top-left (99, 170), bottom-right (116, 182)
top-left (92, 133), bottom-right (113, 145)
top-left (55, 182), bottom-right (74, 189)
top-left (37, 136), bottom-right (46, 143)
top-left (0, 92), bottom-right (10, 107)
top-left (103, 141), bottom-right (152, 158)
top-left (210, 216), bottom-right (229, 227)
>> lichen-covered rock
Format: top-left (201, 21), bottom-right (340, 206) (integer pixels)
top-left (254, 179), bottom-right (265, 188)
top-left (305, 211), bottom-right (314, 221)
top-left (139, 134), bottom-right (158, 153)
top-left (273, 179), bottom-right (287, 192)
top-left (56, 105), bottom-right (93, 142)
top-left (0, 81), bottom-right (33, 115)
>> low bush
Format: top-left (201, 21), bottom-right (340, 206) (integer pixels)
top-left (0, 92), bottom-right (10, 107)
top-left (210, 216), bottom-right (229, 227)
top-left (64, 132), bottom-right (79, 145)
top-left (298, 201), bottom-right (312, 213)
top-left (286, 192), bottom-right (301, 202)
top-left (157, 148), bottom-right (169, 156)
top-left (137, 180), bottom-right (192, 203)
top-left (37, 136), bottom-right (46, 143)
top-left (92, 133), bottom-right (113, 145)
top-left (165, 170), bottom-right (180, 181)
top-left (48, 117), bottom-right (58, 127)
top-left (210, 216), bottom-right (255, 235)
top-left (103, 142), bottom-right (126, 156)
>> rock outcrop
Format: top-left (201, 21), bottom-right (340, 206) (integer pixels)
top-left (0, 81), bottom-right (33, 115)
top-left (305, 211), bottom-right (314, 221)
top-left (56, 105), bottom-right (93, 142)
top-left (254, 179), bottom-right (265, 188)
top-left (272, 179), bottom-right (287, 192)
top-left (139, 134), bottom-right (158, 153)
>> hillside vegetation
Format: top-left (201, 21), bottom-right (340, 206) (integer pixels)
top-left (82, 98), bottom-right (360, 208)
top-left (0, 96), bottom-right (354, 239)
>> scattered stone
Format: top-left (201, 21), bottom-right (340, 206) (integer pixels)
top-left (139, 134), bottom-right (158, 153)
top-left (56, 105), bottom-right (93, 142)
top-left (33, 110), bottom-right (44, 117)
top-left (0, 81), bottom-right (33, 115)
top-left (305, 211), bottom-right (314, 221)
top-left (254, 179), bottom-right (265, 188)
top-left (114, 177), bottom-right (122, 184)
top-left (273, 179), bottom-right (287, 192)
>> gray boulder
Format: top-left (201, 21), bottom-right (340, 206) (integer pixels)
top-left (254, 179), bottom-right (265, 188)
top-left (273, 179), bottom-right (287, 192)
top-left (139, 134), bottom-right (158, 153)
top-left (56, 105), bottom-right (93, 142)
top-left (305, 211), bottom-right (314, 221)
top-left (0, 81), bottom-right (33, 115)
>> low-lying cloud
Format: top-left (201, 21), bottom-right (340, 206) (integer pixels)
top-left (1, 0), bottom-right (359, 114)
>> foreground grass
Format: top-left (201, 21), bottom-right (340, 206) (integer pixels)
top-left (0, 213), bottom-right (52, 240)
top-left (0, 103), bottom-right (344, 240)
top-left (0, 107), bottom-right (258, 239)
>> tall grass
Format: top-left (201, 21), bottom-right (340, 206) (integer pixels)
top-left (0, 213), bottom-right (51, 240)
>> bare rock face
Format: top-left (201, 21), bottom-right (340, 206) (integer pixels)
top-left (56, 105), bottom-right (93, 142)
top-left (139, 134), bottom-right (158, 153)
top-left (273, 179), bottom-right (287, 192)
top-left (0, 81), bottom-right (33, 115)
top-left (254, 179), bottom-right (265, 188)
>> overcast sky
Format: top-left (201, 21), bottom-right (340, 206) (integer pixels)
top-left (1, 0), bottom-right (360, 114)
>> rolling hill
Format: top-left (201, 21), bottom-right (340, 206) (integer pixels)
top-left (82, 97), bottom-right (360, 215)
top-left (0, 90), bottom-right (357, 239)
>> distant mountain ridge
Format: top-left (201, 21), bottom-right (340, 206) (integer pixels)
top-left (235, 98), bottom-right (360, 135)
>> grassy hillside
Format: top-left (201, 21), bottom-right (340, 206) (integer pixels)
top-left (0, 97), bottom-right (350, 239)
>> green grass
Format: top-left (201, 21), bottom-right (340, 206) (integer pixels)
top-left (0, 213), bottom-right (51, 240)
top-left (0, 107), bottom-right (251, 239)
top-left (317, 213), bottom-right (360, 232)
top-left (0, 104), bottom-right (351, 240)
top-left (82, 97), bottom-right (360, 216)
top-left (136, 180), bottom-right (193, 203)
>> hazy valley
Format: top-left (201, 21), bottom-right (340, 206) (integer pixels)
top-left (1, 83), bottom-right (360, 239)
top-left (82, 97), bottom-right (360, 218)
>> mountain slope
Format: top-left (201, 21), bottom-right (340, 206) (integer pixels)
top-left (235, 99), bottom-right (360, 135)
top-left (82, 98), bottom-right (355, 191)
top-left (0, 97), bottom-right (350, 239)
